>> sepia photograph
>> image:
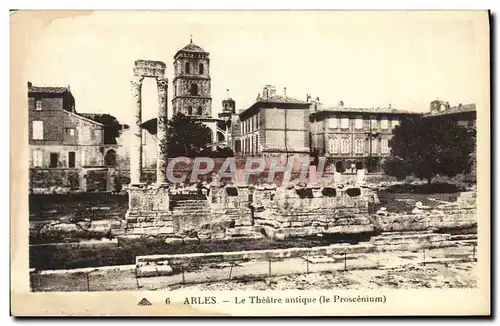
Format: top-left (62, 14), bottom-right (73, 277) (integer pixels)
top-left (10, 10), bottom-right (490, 316)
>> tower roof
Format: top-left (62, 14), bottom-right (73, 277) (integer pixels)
top-left (174, 37), bottom-right (208, 58)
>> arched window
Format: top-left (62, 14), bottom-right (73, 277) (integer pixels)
top-left (197, 106), bottom-right (203, 115)
top-left (187, 106), bottom-right (193, 115)
top-left (199, 63), bottom-right (204, 74)
top-left (190, 83), bottom-right (198, 96)
top-left (185, 62), bottom-right (190, 73)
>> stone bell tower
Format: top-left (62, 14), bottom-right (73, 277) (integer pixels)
top-left (172, 37), bottom-right (212, 117)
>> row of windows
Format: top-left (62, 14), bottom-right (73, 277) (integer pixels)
top-left (328, 138), bottom-right (390, 154)
top-left (241, 134), bottom-right (259, 155)
top-left (241, 114), bottom-right (260, 135)
top-left (327, 117), bottom-right (400, 130)
top-left (32, 149), bottom-right (77, 168)
top-left (184, 62), bottom-right (204, 75)
top-left (174, 83), bottom-right (200, 97)
top-left (31, 121), bottom-right (100, 141)
top-left (186, 106), bottom-right (203, 116)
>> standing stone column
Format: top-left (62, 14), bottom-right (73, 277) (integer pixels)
top-left (130, 76), bottom-right (144, 184)
top-left (156, 77), bottom-right (168, 184)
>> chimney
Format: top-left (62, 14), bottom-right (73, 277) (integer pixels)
top-left (306, 94), bottom-right (311, 102)
top-left (388, 104), bottom-right (392, 109)
top-left (269, 85), bottom-right (276, 97)
top-left (338, 101), bottom-right (344, 107)
top-left (225, 89), bottom-right (230, 100)
top-left (283, 87), bottom-right (287, 97)
top-left (27, 81), bottom-right (32, 88)
top-left (458, 103), bottom-right (462, 108)
top-left (445, 101), bottom-right (450, 110)
top-left (262, 86), bottom-right (269, 99)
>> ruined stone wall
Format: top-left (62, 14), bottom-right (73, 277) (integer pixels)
top-left (371, 191), bottom-right (477, 233)
top-left (251, 185), bottom-right (374, 239)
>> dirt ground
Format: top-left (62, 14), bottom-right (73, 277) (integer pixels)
top-left (168, 262), bottom-right (477, 291)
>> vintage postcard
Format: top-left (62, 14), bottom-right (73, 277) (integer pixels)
top-left (10, 10), bottom-right (490, 316)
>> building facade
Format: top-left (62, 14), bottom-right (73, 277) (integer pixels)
top-left (28, 82), bottom-right (105, 168)
top-left (310, 103), bottom-right (422, 172)
top-left (238, 85), bottom-right (310, 157)
top-left (424, 101), bottom-right (476, 130)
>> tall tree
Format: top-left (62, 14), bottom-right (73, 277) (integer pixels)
top-left (160, 113), bottom-right (212, 158)
top-left (383, 116), bottom-right (475, 184)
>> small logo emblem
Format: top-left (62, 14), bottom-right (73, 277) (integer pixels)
top-left (138, 298), bottom-right (152, 306)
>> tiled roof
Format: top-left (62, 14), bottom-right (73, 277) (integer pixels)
top-left (423, 103), bottom-right (476, 117)
top-left (318, 106), bottom-right (419, 115)
top-left (175, 42), bottom-right (208, 57)
top-left (257, 95), bottom-right (309, 105)
top-left (78, 113), bottom-right (99, 120)
top-left (28, 85), bottom-right (69, 94)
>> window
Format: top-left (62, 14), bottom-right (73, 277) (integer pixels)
top-left (392, 120), bottom-right (400, 128)
top-left (81, 152), bottom-right (86, 167)
top-left (197, 106), bottom-right (203, 115)
top-left (185, 62), bottom-right (190, 73)
top-left (199, 63), bottom-right (204, 74)
top-left (381, 138), bottom-right (389, 154)
top-left (256, 134), bottom-right (259, 152)
top-left (341, 117), bottom-right (349, 129)
top-left (65, 128), bottom-right (75, 136)
top-left (355, 117), bottom-right (363, 130)
top-left (187, 106), bottom-right (193, 115)
top-left (329, 138), bottom-right (339, 154)
top-left (32, 149), bottom-right (43, 167)
top-left (328, 117), bottom-right (338, 129)
top-left (174, 85), bottom-right (177, 97)
top-left (355, 138), bottom-right (364, 153)
top-left (341, 138), bottom-right (351, 154)
top-left (370, 118), bottom-right (378, 129)
top-left (190, 83), bottom-right (198, 96)
top-left (94, 130), bottom-right (101, 138)
top-left (35, 100), bottom-right (42, 111)
top-left (250, 116), bottom-right (253, 132)
top-left (49, 153), bottom-right (59, 168)
top-left (68, 151), bottom-right (76, 168)
top-left (370, 138), bottom-right (379, 153)
top-left (256, 113), bottom-right (260, 129)
top-left (32, 121), bottom-right (43, 140)
top-left (381, 119), bottom-right (389, 130)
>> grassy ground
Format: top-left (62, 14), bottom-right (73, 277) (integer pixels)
top-left (29, 233), bottom-right (375, 271)
top-left (171, 262), bottom-right (477, 291)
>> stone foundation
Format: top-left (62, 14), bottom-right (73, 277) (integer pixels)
top-left (371, 191), bottom-right (477, 233)
top-left (125, 182), bottom-right (376, 240)
top-left (251, 184), bottom-right (373, 239)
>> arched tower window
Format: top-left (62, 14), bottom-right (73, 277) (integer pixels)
top-left (199, 63), bottom-right (204, 74)
top-left (185, 62), bottom-right (190, 74)
top-left (197, 106), bottom-right (203, 115)
top-left (187, 106), bottom-right (193, 115)
top-left (190, 83), bottom-right (198, 96)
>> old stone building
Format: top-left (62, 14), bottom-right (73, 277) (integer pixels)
top-left (424, 100), bottom-right (476, 130)
top-left (28, 82), bottom-right (105, 168)
top-left (172, 38), bottom-right (212, 117)
top-left (238, 85), bottom-right (311, 157)
top-left (309, 102), bottom-right (422, 172)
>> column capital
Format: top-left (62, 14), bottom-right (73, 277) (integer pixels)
top-left (156, 77), bottom-right (168, 88)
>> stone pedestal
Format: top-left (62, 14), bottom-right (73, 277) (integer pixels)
top-left (125, 184), bottom-right (174, 235)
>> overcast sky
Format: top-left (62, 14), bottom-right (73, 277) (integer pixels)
top-left (20, 11), bottom-right (488, 125)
